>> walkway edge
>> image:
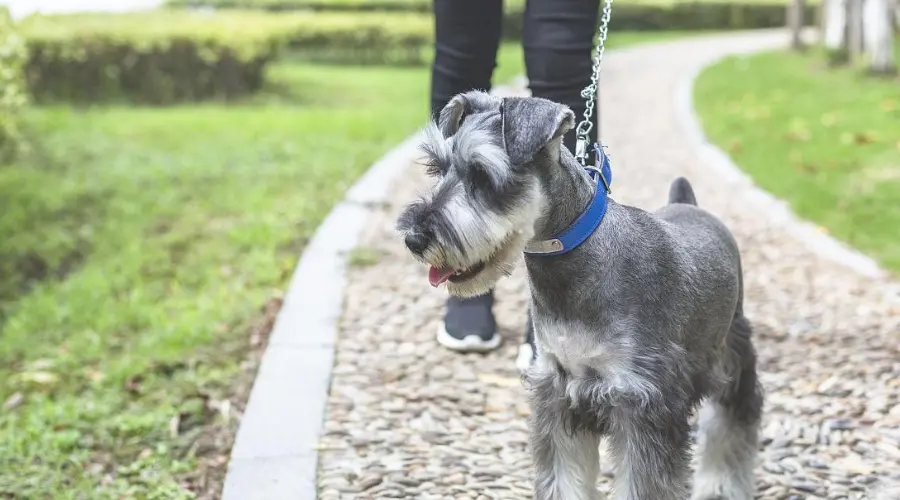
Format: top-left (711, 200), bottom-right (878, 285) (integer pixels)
top-left (674, 33), bottom-right (887, 280)
top-left (220, 131), bottom-right (424, 500)
top-left (221, 81), bottom-right (528, 500)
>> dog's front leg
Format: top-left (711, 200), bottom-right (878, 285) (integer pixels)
top-left (606, 402), bottom-right (692, 500)
top-left (526, 361), bottom-right (602, 500)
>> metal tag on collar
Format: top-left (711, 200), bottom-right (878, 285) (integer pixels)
top-left (525, 238), bottom-right (564, 254)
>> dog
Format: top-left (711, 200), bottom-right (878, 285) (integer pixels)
top-left (396, 90), bottom-right (763, 500)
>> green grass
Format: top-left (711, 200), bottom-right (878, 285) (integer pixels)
top-left (0, 32), bottom-right (696, 498)
top-left (694, 44), bottom-right (900, 273)
top-left (0, 58), bottom-right (430, 499)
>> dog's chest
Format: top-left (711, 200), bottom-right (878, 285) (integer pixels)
top-left (534, 317), bottom-right (652, 401)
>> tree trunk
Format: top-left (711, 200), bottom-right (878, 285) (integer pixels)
top-left (824, 0), bottom-right (849, 63)
top-left (847, 0), bottom-right (865, 60)
top-left (863, 0), bottom-right (897, 73)
top-left (789, 0), bottom-right (807, 50)
top-left (824, 0), bottom-right (848, 49)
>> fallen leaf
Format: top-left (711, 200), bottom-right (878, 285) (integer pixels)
top-left (882, 98), bottom-right (897, 112)
top-left (124, 374), bottom-right (143, 394)
top-left (3, 392), bottom-right (24, 410)
top-left (20, 371), bottom-right (59, 386)
top-left (170, 415), bottom-right (181, 438)
top-left (784, 130), bottom-right (811, 142)
top-left (854, 132), bottom-right (876, 144)
top-left (798, 163), bottom-right (819, 174)
top-left (477, 374), bottom-right (522, 387)
top-left (29, 359), bottom-right (54, 370)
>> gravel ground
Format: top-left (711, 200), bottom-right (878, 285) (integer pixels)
top-left (317, 31), bottom-right (900, 499)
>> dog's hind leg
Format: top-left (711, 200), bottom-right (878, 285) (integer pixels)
top-left (527, 365), bottom-right (602, 500)
top-left (691, 313), bottom-right (763, 500)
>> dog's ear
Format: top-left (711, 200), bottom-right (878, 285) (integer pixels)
top-left (437, 94), bottom-right (468, 138)
top-left (500, 97), bottom-right (575, 166)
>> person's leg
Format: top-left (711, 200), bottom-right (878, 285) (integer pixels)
top-left (430, 0), bottom-right (503, 118)
top-left (523, 0), bottom-right (601, 155)
top-left (518, 0), bottom-right (601, 370)
top-left (431, 0), bottom-right (505, 352)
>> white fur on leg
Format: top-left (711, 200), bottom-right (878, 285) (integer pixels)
top-left (537, 426), bottom-right (602, 500)
top-left (691, 401), bottom-right (757, 500)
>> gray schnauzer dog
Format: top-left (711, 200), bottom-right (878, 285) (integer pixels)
top-left (396, 90), bottom-right (763, 500)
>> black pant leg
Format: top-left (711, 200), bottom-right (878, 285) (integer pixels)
top-left (430, 0), bottom-right (504, 119)
top-left (522, 0), bottom-right (601, 155)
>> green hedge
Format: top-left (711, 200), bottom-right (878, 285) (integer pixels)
top-left (1, 7), bottom-right (29, 161)
top-left (166, 0), bottom-right (819, 36)
top-left (19, 10), bottom-right (432, 104)
top-left (168, 0), bottom-right (434, 11)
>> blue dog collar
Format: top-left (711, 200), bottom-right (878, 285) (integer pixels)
top-left (524, 143), bottom-right (612, 256)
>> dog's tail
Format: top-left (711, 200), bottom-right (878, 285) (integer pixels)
top-left (668, 177), bottom-right (697, 206)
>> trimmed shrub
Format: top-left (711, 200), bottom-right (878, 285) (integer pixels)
top-left (269, 11), bottom-right (432, 66)
top-left (167, 0), bottom-right (819, 38)
top-left (167, 0), bottom-right (434, 11)
top-left (1, 6), bottom-right (29, 161)
top-left (19, 10), bottom-right (432, 104)
top-left (20, 11), bottom-right (283, 104)
top-left (502, 2), bottom-right (819, 38)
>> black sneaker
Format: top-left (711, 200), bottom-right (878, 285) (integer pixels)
top-left (436, 292), bottom-right (501, 352)
top-left (516, 307), bottom-right (537, 373)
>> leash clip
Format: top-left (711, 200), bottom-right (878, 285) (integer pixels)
top-left (575, 137), bottom-right (590, 166)
top-left (583, 142), bottom-right (612, 194)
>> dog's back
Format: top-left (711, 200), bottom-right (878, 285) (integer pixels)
top-left (652, 177), bottom-right (746, 348)
top-left (657, 177), bottom-right (739, 272)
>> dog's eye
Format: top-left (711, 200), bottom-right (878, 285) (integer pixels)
top-left (423, 158), bottom-right (445, 177)
top-left (468, 163), bottom-right (495, 192)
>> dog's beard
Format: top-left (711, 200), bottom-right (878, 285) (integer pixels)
top-left (445, 230), bottom-right (525, 297)
top-left (419, 222), bottom-right (526, 297)
top-left (422, 189), bottom-right (541, 297)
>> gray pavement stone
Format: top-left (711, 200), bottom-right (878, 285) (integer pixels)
top-left (228, 345), bottom-right (334, 461)
top-left (222, 456), bottom-right (317, 500)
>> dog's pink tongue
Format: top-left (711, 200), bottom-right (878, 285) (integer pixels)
top-left (429, 266), bottom-right (455, 287)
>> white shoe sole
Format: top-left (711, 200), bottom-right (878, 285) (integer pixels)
top-left (516, 343), bottom-right (534, 374)
top-left (436, 323), bottom-right (502, 352)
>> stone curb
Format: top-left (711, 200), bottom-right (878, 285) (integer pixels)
top-left (221, 81), bottom-right (529, 500)
top-left (673, 29), bottom-right (887, 280)
top-left (221, 132), bottom-right (425, 500)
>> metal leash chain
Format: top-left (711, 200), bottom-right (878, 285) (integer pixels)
top-left (575, 0), bottom-right (614, 192)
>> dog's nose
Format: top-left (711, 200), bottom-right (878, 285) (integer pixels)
top-left (405, 231), bottom-right (430, 255)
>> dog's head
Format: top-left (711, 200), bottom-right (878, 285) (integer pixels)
top-left (396, 90), bottom-right (575, 297)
